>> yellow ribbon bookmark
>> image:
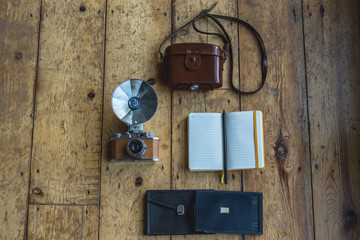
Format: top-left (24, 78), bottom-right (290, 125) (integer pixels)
top-left (221, 171), bottom-right (225, 183)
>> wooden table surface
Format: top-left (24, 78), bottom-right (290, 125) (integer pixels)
top-left (1, 0), bottom-right (359, 239)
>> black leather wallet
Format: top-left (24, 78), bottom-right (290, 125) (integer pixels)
top-left (146, 190), bottom-right (263, 235)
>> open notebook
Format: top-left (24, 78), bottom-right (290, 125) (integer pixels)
top-left (188, 111), bottom-right (264, 171)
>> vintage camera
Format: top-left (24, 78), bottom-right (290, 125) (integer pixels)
top-left (110, 79), bottom-right (159, 161)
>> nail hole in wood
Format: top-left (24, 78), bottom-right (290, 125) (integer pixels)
top-left (20, 172), bottom-right (24, 176)
top-left (87, 92), bottom-right (95, 100)
top-left (32, 188), bottom-right (42, 195)
top-left (15, 52), bottom-right (23, 60)
top-left (314, 163), bottom-right (319, 170)
top-left (80, 6), bottom-right (86, 12)
top-left (36, 169), bottom-right (40, 173)
top-left (135, 177), bottom-right (143, 187)
top-left (29, 13), bottom-right (33, 18)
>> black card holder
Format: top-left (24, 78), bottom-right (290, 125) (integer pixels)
top-left (146, 190), bottom-right (263, 235)
top-left (195, 190), bottom-right (263, 234)
top-left (146, 190), bottom-right (197, 235)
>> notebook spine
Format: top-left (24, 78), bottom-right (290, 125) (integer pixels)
top-left (222, 110), bottom-right (228, 184)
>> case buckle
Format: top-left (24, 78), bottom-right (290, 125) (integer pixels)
top-left (177, 205), bottom-right (185, 215)
top-left (185, 51), bottom-right (201, 71)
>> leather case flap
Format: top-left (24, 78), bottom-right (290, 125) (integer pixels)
top-left (185, 54), bottom-right (201, 70)
top-left (195, 190), bottom-right (263, 234)
top-left (165, 43), bottom-right (223, 56)
top-left (146, 190), bottom-right (197, 235)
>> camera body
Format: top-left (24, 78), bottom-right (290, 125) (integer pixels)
top-left (110, 79), bottom-right (159, 162)
top-left (110, 131), bottom-right (159, 162)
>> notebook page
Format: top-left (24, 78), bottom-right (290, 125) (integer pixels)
top-left (188, 113), bottom-right (223, 171)
top-left (225, 111), bottom-right (256, 169)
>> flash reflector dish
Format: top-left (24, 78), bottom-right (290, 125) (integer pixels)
top-left (111, 79), bottom-right (158, 125)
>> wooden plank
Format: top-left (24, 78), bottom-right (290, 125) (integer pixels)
top-left (303, 0), bottom-right (360, 238)
top-left (171, 92), bottom-right (240, 240)
top-left (171, 91), bottom-right (241, 240)
top-left (0, 0), bottom-right (40, 238)
top-left (171, 1), bottom-right (240, 188)
top-left (171, 1), bottom-right (241, 239)
top-left (99, 1), bottom-right (171, 239)
top-left (207, 1), bottom-right (240, 90)
top-left (172, 90), bottom-right (241, 190)
top-left (237, 0), bottom-right (314, 239)
top-left (29, 0), bottom-right (105, 204)
top-left (171, 0), bottom-right (239, 90)
top-left (27, 205), bottom-right (98, 239)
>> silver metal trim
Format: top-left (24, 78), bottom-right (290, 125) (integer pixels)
top-left (110, 158), bottom-right (159, 162)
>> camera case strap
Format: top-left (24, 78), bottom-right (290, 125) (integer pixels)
top-left (159, 2), bottom-right (267, 94)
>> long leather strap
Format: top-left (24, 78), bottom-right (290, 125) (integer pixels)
top-left (159, 2), bottom-right (268, 94)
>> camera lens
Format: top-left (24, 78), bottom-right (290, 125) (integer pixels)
top-left (126, 139), bottom-right (146, 158)
top-left (129, 139), bottom-right (142, 153)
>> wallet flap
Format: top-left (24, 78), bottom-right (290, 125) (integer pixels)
top-left (195, 190), bottom-right (263, 234)
top-left (146, 190), bottom-right (197, 235)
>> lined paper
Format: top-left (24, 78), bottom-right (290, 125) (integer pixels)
top-left (188, 111), bottom-right (264, 171)
top-left (226, 112), bottom-right (256, 169)
top-left (188, 113), bottom-right (223, 171)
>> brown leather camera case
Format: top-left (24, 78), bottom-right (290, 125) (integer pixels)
top-left (164, 43), bottom-right (223, 90)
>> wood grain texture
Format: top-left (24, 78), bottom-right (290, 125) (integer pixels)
top-left (238, 0), bottom-right (314, 239)
top-left (171, 2), bottom-right (241, 240)
top-left (27, 205), bottom-right (98, 239)
top-left (1, 0), bottom-right (360, 239)
top-left (99, 0), bottom-right (171, 239)
top-left (171, 91), bottom-right (241, 240)
top-left (29, 0), bottom-right (105, 204)
top-left (207, 0), bottom-right (240, 90)
top-left (303, 0), bottom-right (360, 239)
top-left (0, 0), bottom-right (40, 239)
top-left (172, 90), bottom-right (241, 189)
